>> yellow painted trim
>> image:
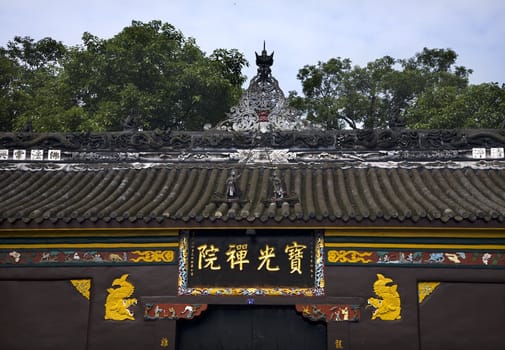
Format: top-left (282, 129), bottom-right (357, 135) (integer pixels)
top-left (0, 242), bottom-right (179, 249)
top-left (174, 226), bottom-right (505, 233)
top-left (325, 228), bottom-right (505, 238)
top-left (325, 242), bottom-right (505, 250)
top-left (1, 226), bottom-right (503, 239)
top-left (147, 226), bottom-right (505, 232)
top-left (0, 228), bottom-right (179, 238)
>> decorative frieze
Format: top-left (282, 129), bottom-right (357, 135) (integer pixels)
top-left (1, 129), bottom-right (504, 155)
top-left (229, 149), bottom-right (297, 163)
top-left (144, 303), bottom-right (208, 320)
top-left (0, 248), bottom-right (177, 266)
top-left (295, 304), bottom-right (360, 322)
top-left (326, 248), bottom-right (505, 268)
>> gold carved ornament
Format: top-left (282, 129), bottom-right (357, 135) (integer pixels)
top-left (70, 279), bottom-right (91, 300)
top-left (418, 282), bottom-right (441, 303)
top-left (327, 250), bottom-right (372, 263)
top-left (160, 337), bottom-right (169, 347)
top-left (131, 250), bottom-right (175, 263)
top-left (367, 273), bottom-right (401, 321)
top-left (104, 274), bottom-right (137, 321)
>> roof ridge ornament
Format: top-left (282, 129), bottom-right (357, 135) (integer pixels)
top-left (215, 43), bottom-right (316, 133)
top-left (256, 40), bottom-right (274, 81)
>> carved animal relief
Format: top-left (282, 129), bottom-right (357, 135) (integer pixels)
top-left (104, 274), bottom-right (137, 321)
top-left (367, 273), bottom-right (401, 321)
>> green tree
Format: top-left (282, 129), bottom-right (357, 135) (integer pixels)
top-left (288, 48), bottom-right (500, 129)
top-left (1, 20), bottom-right (248, 132)
top-left (0, 54), bottom-right (20, 131)
top-left (407, 83), bottom-right (505, 128)
top-left (289, 57), bottom-right (360, 129)
top-left (0, 36), bottom-right (68, 131)
top-left (62, 20), bottom-right (247, 131)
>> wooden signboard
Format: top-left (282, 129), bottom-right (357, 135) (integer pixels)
top-left (178, 230), bottom-right (324, 296)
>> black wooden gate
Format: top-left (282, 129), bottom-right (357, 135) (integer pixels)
top-left (176, 305), bottom-right (327, 350)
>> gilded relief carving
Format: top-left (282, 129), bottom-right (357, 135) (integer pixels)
top-left (418, 282), bottom-right (441, 303)
top-left (367, 273), bottom-right (401, 321)
top-left (104, 274), bottom-right (137, 321)
top-left (327, 250), bottom-right (372, 263)
top-left (70, 279), bottom-right (91, 300)
top-left (131, 250), bottom-right (175, 263)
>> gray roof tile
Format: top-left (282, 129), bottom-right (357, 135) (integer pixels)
top-left (1, 164), bottom-right (505, 227)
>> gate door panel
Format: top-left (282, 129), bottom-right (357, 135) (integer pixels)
top-left (176, 305), bottom-right (327, 350)
top-left (419, 282), bottom-right (505, 349)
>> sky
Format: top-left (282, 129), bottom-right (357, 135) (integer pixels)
top-left (1, 0), bottom-right (504, 94)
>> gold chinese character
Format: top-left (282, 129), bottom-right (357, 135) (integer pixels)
top-left (257, 244), bottom-right (280, 271)
top-left (197, 244), bottom-right (221, 270)
top-left (284, 241), bottom-right (307, 274)
top-left (160, 337), bottom-right (169, 347)
top-left (335, 339), bottom-right (344, 349)
top-left (225, 244), bottom-right (250, 270)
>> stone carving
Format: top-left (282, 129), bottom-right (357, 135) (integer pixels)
top-left (229, 149), bottom-right (296, 163)
top-left (1, 130), bottom-right (504, 154)
top-left (215, 44), bottom-right (309, 133)
top-left (271, 169), bottom-right (286, 199)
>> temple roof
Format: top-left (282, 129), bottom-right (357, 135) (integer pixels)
top-left (1, 49), bottom-right (505, 230)
top-left (0, 159), bottom-right (505, 229)
top-left (1, 128), bottom-right (505, 229)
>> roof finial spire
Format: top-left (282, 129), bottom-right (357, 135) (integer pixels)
top-left (255, 41), bottom-right (274, 80)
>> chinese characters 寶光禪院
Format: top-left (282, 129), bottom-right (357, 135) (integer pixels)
top-left (196, 241), bottom-right (307, 274)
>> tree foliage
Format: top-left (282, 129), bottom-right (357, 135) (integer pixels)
top-left (2, 30), bottom-right (504, 132)
top-left (0, 20), bottom-right (248, 132)
top-left (289, 48), bottom-right (504, 129)
top-left (0, 36), bottom-right (68, 131)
